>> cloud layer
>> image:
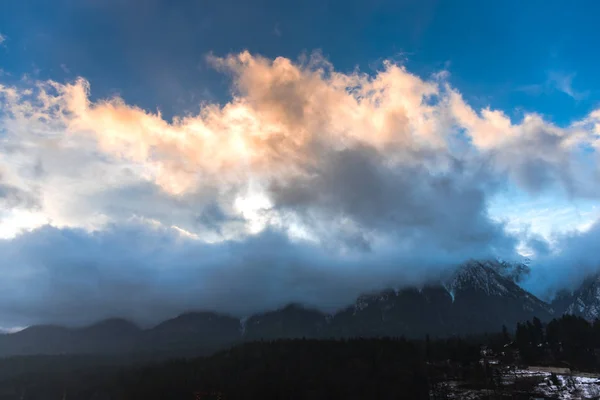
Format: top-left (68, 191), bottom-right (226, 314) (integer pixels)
top-left (0, 52), bottom-right (599, 326)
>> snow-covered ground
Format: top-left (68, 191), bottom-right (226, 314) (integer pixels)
top-left (512, 369), bottom-right (600, 399)
top-left (429, 381), bottom-right (493, 400)
top-left (430, 369), bottom-right (600, 399)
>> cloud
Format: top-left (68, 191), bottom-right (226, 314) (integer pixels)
top-left (0, 178), bottom-right (40, 210)
top-left (449, 90), bottom-right (600, 197)
top-left (268, 145), bottom-right (514, 254)
top-left (547, 71), bottom-right (589, 101)
top-left (521, 218), bottom-right (600, 299)
top-left (0, 51), bottom-right (599, 325)
top-left (517, 71), bottom-right (589, 101)
top-left (0, 221), bottom-right (497, 328)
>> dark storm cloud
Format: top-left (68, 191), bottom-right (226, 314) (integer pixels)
top-left (269, 146), bottom-right (515, 254)
top-left (0, 217), bottom-right (516, 328)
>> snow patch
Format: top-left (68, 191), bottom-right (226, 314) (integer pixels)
top-left (239, 317), bottom-right (248, 335)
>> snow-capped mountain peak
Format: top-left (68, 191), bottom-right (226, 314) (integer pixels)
top-left (442, 261), bottom-right (553, 317)
top-left (445, 261), bottom-right (511, 297)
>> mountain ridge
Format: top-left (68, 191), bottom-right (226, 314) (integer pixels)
top-left (0, 260), bottom-right (562, 358)
top-left (552, 273), bottom-right (600, 320)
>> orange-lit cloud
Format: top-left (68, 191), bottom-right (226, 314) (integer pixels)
top-left (30, 52), bottom-right (592, 199)
top-left (1, 51), bottom-right (599, 242)
top-left (36, 52), bottom-right (451, 195)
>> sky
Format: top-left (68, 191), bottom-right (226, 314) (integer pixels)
top-left (0, 0), bottom-right (600, 328)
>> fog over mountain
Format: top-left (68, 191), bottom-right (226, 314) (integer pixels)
top-left (1, 47), bottom-right (600, 329)
top-left (0, 260), bottom-right (560, 358)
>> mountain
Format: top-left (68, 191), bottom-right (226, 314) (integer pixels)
top-left (146, 311), bottom-right (241, 355)
top-left (442, 261), bottom-right (553, 334)
top-left (0, 312), bottom-right (242, 359)
top-left (554, 273), bottom-right (600, 320)
top-left (243, 304), bottom-right (328, 340)
top-left (481, 258), bottom-right (532, 284)
top-left (329, 285), bottom-right (454, 338)
top-left (239, 261), bottom-right (553, 340)
top-left (0, 325), bottom-right (75, 356)
top-left (325, 260), bottom-right (551, 338)
top-left (72, 318), bottom-right (141, 353)
top-left (0, 319), bottom-right (142, 356)
top-left (0, 260), bottom-right (556, 357)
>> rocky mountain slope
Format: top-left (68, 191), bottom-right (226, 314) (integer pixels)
top-left (553, 273), bottom-right (600, 320)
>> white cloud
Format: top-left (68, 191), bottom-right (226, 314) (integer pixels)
top-left (547, 71), bottom-right (589, 100)
top-left (517, 71), bottom-right (590, 101)
top-left (489, 196), bottom-right (598, 243)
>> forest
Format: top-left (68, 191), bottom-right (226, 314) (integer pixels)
top-left (0, 315), bottom-right (597, 399)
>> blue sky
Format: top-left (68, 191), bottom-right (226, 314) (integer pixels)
top-left (0, 0), bottom-right (600, 327)
top-left (2, 0), bottom-right (599, 122)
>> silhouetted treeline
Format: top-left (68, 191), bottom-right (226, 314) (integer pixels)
top-left (0, 315), bottom-right (598, 399)
top-left (117, 338), bottom-right (432, 400)
top-left (0, 337), bottom-right (494, 399)
top-left (512, 314), bottom-right (600, 371)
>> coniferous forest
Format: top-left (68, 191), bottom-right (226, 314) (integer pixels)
top-left (0, 315), bottom-right (597, 399)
